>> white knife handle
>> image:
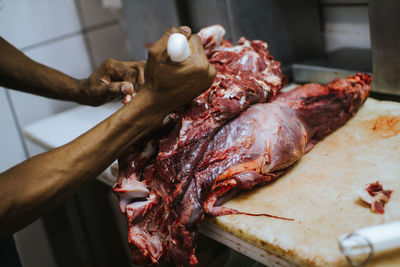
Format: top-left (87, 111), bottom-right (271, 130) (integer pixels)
top-left (338, 221), bottom-right (400, 266)
top-left (167, 33), bottom-right (190, 62)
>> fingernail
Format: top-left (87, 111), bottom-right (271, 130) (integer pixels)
top-left (121, 83), bottom-right (133, 94)
top-left (180, 26), bottom-right (190, 33)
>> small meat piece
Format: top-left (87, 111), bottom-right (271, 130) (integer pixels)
top-left (359, 181), bottom-right (393, 214)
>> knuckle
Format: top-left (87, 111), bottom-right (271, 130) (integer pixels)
top-left (104, 58), bottom-right (114, 66)
top-left (139, 60), bottom-right (146, 67)
top-left (199, 61), bottom-right (210, 73)
top-left (148, 47), bottom-right (157, 57)
top-left (125, 70), bottom-right (137, 80)
top-left (167, 26), bottom-right (178, 33)
top-left (191, 34), bottom-right (201, 43)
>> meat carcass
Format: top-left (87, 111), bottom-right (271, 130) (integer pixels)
top-left (113, 24), bottom-right (371, 266)
top-left (198, 74), bottom-right (371, 216)
top-left (113, 25), bottom-right (284, 265)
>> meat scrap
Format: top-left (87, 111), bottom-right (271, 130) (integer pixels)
top-left (113, 24), bottom-right (371, 266)
top-left (359, 181), bottom-right (393, 214)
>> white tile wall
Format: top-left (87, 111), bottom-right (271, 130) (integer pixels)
top-left (75, 0), bottom-right (122, 29)
top-left (0, 2), bottom-right (95, 266)
top-left (323, 5), bottom-right (371, 52)
top-left (0, 0), bottom-right (81, 49)
top-left (9, 34), bottom-right (92, 130)
top-left (86, 23), bottom-right (131, 67)
top-left (0, 88), bottom-right (26, 172)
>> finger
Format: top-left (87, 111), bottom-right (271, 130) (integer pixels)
top-left (122, 67), bottom-right (138, 84)
top-left (105, 60), bottom-right (138, 83)
top-left (164, 26), bottom-right (192, 41)
top-left (123, 61), bottom-right (146, 83)
top-left (107, 81), bottom-right (134, 95)
top-left (151, 26), bottom-right (192, 52)
top-left (178, 26), bottom-right (192, 38)
top-left (120, 60), bottom-right (145, 68)
top-left (136, 62), bottom-right (145, 86)
top-left (188, 34), bottom-right (205, 55)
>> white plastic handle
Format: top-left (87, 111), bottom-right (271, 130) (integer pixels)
top-left (167, 33), bottom-right (190, 62)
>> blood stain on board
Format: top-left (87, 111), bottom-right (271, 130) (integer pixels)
top-left (371, 115), bottom-right (400, 138)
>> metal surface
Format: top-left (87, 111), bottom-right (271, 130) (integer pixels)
top-left (322, 0), bottom-right (368, 4)
top-left (200, 222), bottom-right (295, 267)
top-left (123, 0), bottom-right (323, 67)
top-left (292, 64), bottom-right (358, 85)
top-left (292, 48), bottom-right (372, 84)
top-left (225, 0), bottom-right (323, 66)
top-left (182, 0), bottom-right (233, 39)
top-left (369, 0), bottom-right (400, 96)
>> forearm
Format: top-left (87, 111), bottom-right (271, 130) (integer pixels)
top-left (0, 90), bottom-right (164, 234)
top-left (0, 37), bottom-right (79, 101)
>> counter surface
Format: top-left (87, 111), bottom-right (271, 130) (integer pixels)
top-left (24, 98), bottom-right (400, 266)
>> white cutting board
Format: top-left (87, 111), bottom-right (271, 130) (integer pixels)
top-left (201, 98), bottom-right (400, 267)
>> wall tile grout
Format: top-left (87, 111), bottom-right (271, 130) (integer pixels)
top-left (20, 20), bottom-right (119, 53)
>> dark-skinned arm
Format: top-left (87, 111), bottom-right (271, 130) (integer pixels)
top-left (0, 26), bottom-right (216, 235)
top-left (0, 36), bottom-right (145, 106)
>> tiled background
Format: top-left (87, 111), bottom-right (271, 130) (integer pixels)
top-left (0, 0), bottom-right (370, 266)
top-left (0, 1), bottom-right (129, 266)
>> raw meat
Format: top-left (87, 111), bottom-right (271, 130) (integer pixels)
top-left (199, 74), bottom-right (371, 217)
top-left (113, 24), bottom-right (371, 266)
top-left (359, 181), bottom-right (393, 214)
top-left (113, 24), bottom-right (284, 266)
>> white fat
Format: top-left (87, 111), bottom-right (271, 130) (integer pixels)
top-left (216, 44), bottom-right (244, 53)
top-left (124, 94), bottom-right (133, 103)
top-left (263, 89), bottom-right (268, 98)
top-left (119, 199), bottom-right (129, 213)
top-left (116, 179), bottom-right (149, 195)
top-left (121, 187), bottom-right (149, 199)
top-left (358, 185), bottom-right (375, 204)
top-left (197, 25), bottom-right (226, 47)
top-left (127, 200), bottom-right (149, 210)
top-left (162, 115), bottom-right (171, 125)
top-left (159, 143), bottom-right (178, 156)
top-left (263, 72), bottom-right (281, 86)
top-left (238, 54), bottom-right (249, 65)
top-left (179, 119), bottom-right (195, 141)
top-left (142, 141), bottom-right (156, 158)
top-left (253, 78), bottom-right (270, 92)
top-left (223, 85), bottom-right (241, 99)
top-left (239, 96), bottom-right (246, 105)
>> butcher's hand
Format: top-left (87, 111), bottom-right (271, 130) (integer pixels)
top-left (76, 59), bottom-right (145, 106)
top-left (0, 37), bottom-right (145, 105)
top-left (142, 26), bottom-right (216, 115)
